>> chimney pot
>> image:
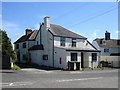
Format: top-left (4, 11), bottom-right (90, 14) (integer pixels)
top-left (26, 29), bottom-right (32, 35)
top-left (44, 16), bottom-right (50, 30)
top-left (105, 31), bottom-right (110, 40)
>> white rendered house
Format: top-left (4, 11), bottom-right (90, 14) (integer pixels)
top-left (92, 31), bottom-right (120, 67)
top-left (14, 16), bottom-right (100, 70)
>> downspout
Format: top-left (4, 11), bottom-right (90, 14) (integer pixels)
top-left (28, 40), bottom-right (29, 63)
top-left (53, 36), bottom-right (54, 67)
top-left (39, 23), bottom-right (42, 45)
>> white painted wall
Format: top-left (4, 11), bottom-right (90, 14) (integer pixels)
top-left (40, 25), bottom-right (54, 67)
top-left (54, 37), bottom-right (60, 47)
top-left (92, 41), bottom-right (101, 50)
top-left (54, 47), bottom-right (67, 69)
top-left (35, 31), bottom-right (40, 45)
top-left (83, 52), bottom-right (89, 68)
top-left (30, 50), bottom-right (43, 65)
top-left (15, 40), bottom-right (36, 63)
top-left (83, 52), bottom-right (99, 68)
top-left (54, 37), bottom-right (96, 50)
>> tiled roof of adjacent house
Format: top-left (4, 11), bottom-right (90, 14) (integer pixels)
top-left (50, 24), bottom-right (86, 39)
top-left (14, 30), bottom-right (39, 44)
top-left (94, 38), bottom-right (120, 48)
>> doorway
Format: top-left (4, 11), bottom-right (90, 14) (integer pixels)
top-left (81, 52), bottom-right (84, 68)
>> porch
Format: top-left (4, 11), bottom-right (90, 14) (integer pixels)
top-left (66, 49), bottom-right (100, 70)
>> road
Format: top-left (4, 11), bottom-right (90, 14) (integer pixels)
top-left (1, 68), bottom-right (119, 88)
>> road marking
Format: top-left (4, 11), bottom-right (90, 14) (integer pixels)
top-left (9, 83), bottom-right (13, 86)
top-left (57, 77), bottom-right (103, 82)
top-left (21, 68), bottom-right (53, 73)
top-left (70, 71), bottom-right (82, 74)
top-left (69, 69), bottom-right (118, 74)
top-left (0, 83), bottom-right (9, 85)
top-left (1, 82), bottom-right (33, 87)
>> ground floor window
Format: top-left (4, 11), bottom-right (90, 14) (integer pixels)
top-left (22, 54), bottom-right (26, 60)
top-left (43, 55), bottom-right (48, 60)
top-left (71, 53), bottom-right (77, 61)
top-left (92, 53), bottom-right (97, 62)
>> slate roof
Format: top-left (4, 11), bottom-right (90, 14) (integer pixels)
top-left (14, 30), bottom-right (39, 44)
top-left (94, 38), bottom-right (120, 48)
top-left (14, 24), bottom-right (86, 44)
top-left (49, 24), bottom-right (86, 39)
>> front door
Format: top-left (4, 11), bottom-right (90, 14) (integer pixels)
top-left (81, 52), bottom-right (84, 68)
top-left (17, 51), bottom-right (20, 62)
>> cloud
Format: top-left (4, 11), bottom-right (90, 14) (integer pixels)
top-left (34, 23), bottom-right (40, 30)
top-left (115, 30), bottom-right (120, 34)
top-left (93, 32), bottom-right (97, 37)
top-left (2, 20), bottom-right (19, 30)
top-left (88, 30), bottom-right (100, 42)
top-left (2, 20), bottom-right (23, 43)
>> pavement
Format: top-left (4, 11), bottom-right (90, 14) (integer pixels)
top-left (1, 68), bottom-right (119, 88)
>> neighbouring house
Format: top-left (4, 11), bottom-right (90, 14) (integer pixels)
top-left (92, 31), bottom-right (120, 68)
top-left (14, 16), bottom-right (100, 70)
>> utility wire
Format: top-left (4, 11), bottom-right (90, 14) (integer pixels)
top-left (67, 6), bottom-right (117, 28)
top-left (52, 3), bottom-right (90, 21)
top-left (69, 4), bottom-right (116, 21)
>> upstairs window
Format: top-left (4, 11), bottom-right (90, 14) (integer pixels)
top-left (72, 38), bottom-right (76, 47)
top-left (60, 37), bottom-right (65, 46)
top-left (102, 39), bottom-right (106, 45)
top-left (104, 49), bottom-right (109, 53)
top-left (16, 44), bottom-right (19, 49)
top-left (23, 43), bottom-right (26, 48)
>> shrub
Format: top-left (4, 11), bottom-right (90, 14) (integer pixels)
top-left (11, 65), bottom-right (21, 70)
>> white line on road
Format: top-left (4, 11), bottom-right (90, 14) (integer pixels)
top-left (9, 83), bottom-right (13, 86)
top-left (70, 69), bottom-right (118, 74)
top-left (1, 81), bottom-right (33, 87)
top-left (57, 77), bottom-right (103, 82)
top-left (70, 71), bottom-right (82, 74)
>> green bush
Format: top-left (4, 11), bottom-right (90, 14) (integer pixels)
top-left (11, 65), bottom-right (21, 70)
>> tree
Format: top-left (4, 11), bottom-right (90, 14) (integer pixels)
top-left (0, 29), bottom-right (17, 61)
top-left (11, 51), bottom-right (17, 63)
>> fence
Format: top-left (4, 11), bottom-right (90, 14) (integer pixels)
top-left (100, 56), bottom-right (120, 68)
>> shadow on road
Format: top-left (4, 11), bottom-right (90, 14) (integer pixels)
top-left (0, 70), bottom-right (16, 73)
top-left (16, 62), bottom-right (63, 71)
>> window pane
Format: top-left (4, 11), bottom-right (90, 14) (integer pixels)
top-left (23, 43), bottom-right (26, 48)
top-left (71, 53), bottom-right (77, 61)
top-left (60, 37), bottom-right (65, 46)
top-left (72, 38), bottom-right (76, 47)
top-left (92, 53), bottom-right (97, 61)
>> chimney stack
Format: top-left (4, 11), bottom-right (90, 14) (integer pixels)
top-left (44, 16), bottom-right (50, 30)
top-left (26, 29), bottom-right (32, 35)
top-left (105, 31), bottom-right (110, 40)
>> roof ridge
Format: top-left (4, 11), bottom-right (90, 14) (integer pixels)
top-left (50, 24), bottom-right (86, 39)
